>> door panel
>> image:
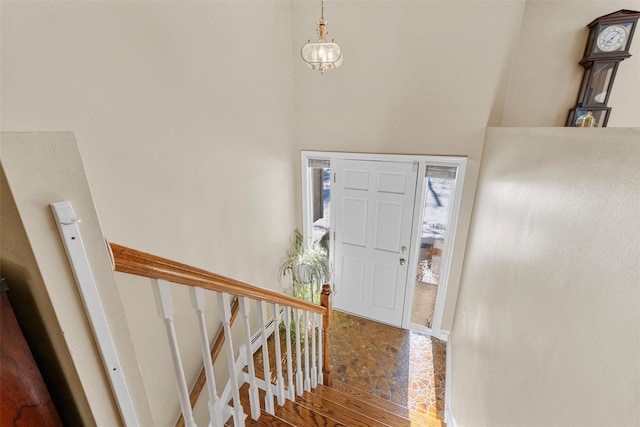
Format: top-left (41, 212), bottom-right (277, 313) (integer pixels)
top-left (343, 169), bottom-right (369, 190)
top-left (371, 264), bottom-right (397, 309)
top-left (377, 171), bottom-right (407, 194)
top-left (333, 159), bottom-right (418, 327)
top-left (342, 197), bottom-right (367, 246)
top-left (341, 257), bottom-right (365, 300)
top-left (374, 201), bottom-right (404, 252)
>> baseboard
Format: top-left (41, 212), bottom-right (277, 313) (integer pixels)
top-left (445, 408), bottom-right (458, 427)
top-left (444, 338), bottom-right (454, 426)
top-left (238, 306), bottom-right (286, 356)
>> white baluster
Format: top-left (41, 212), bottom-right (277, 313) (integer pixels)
top-left (189, 287), bottom-right (223, 427)
top-left (272, 304), bottom-right (285, 406)
top-left (317, 313), bottom-right (324, 385)
top-left (152, 279), bottom-right (196, 427)
top-left (217, 293), bottom-right (245, 426)
top-left (294, 308), bottom-right (303, 396)
top-left (284, 307), bottom-right (295, 401)
top-left (311, 310), bottom-right (317, 388)
top-left (239, 297), bottom-right (260, 420)
top-left (303, 310), bottom-right (311, 392)
top-left (257, 301), bottom-right (274, 414)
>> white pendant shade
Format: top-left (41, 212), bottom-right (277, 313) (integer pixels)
top-left (301, 40), bottom-right (343, 72)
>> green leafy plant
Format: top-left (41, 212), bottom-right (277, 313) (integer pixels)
top-left (278, 229), bottom-right (331, 303)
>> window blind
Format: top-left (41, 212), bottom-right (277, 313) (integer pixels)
top-left (425, 165), bottom-right (457, 180)
top-left (308, 158), bottom-right (331, 168)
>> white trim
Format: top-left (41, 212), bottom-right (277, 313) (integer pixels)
top-left (239, 306), bottom-right (282, 355)
top-left (430, 158), bottom-right (467, 336)
top-left (300, 151), bottom-right (332, 249)
top-left (239, 373), bottom-right (282, 397)
top-left (444, 409), bottom-right (458, 427)
top-left (220, 349), bottom-right (249, 425)
top-left (446, 410), bottom-right (458, 427)
top-left (50, 201), bottom-right (139, 426)
top-left (410, 323), bottom-right (434, 335)
top-left (444, 338), bottom-right (456, 427)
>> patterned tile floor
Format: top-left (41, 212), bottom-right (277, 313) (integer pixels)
top-left (330, 311), bottom-right (447, 420)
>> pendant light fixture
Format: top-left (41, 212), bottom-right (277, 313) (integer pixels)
top-left (301, 0), bottom-right (343, 73)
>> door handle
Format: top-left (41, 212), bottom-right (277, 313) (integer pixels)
top-left (399, 258), bottom-right (406, 265)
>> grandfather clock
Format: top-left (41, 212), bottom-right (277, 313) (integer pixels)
top-left (567, 9), bottom-right (640, 127)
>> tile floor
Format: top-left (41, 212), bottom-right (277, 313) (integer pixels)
top-left (329, 310), bottom-right (447, 420)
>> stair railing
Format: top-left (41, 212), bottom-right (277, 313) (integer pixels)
top-left (176, 297), bottom-right (240, 427)
top-left (109, 243), bottom-right (332, 427)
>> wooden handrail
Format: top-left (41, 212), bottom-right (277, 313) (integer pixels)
top-left (109, 243), bottom-right (326, 315)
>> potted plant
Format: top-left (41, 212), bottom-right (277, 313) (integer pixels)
top-left (278, 230), bottom-right (331, 303)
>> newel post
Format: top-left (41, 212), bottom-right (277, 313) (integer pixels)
top-left (320, 284), bottom-right (333, 387)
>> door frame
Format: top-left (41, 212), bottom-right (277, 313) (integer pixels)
top-left (301, 151), bottom-right (466, 338)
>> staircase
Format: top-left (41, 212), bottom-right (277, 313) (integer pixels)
top-left (107, 243), bottom-right (444, 427)
top-left (229, 380), bottom-right (443, 427)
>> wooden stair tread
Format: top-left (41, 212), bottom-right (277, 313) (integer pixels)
top-left (296, 389), bottom-right (390, 427)
top-left (226, 409), bottom-right (295, 427)
top-left (331, 380), bottom-right (444, 427)
top-left (232, 380), bottom-right (444, 427)
top-left (228, 384), bottom-right (294, 426)
top-left (240, 383), bottom-right (346, 427)
top-left (313, 384), bottom-right (414, 426)
top-left (242, 347), bottom-right (445, 426)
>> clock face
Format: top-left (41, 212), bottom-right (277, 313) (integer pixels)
top-left (596, 24), bottom-right (630, 52)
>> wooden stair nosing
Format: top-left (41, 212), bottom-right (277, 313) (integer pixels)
top-left (330, 380), bottom-right (444, 427)
top-left (238, 383), bottom-right (346, 427)
top-left (312, 384), bottom-right (416, 426)
top-left (239, 408), bottom-right (295, 427)
top-left (330, 380), bottom-right (413, 418)
top-left (231, 385), bottom-right (294, 426)
top-left (296, 389), bottom-right (391, 427)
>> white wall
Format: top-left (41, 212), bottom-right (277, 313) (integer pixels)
top-left (1, 2), bottom-right (297, 425)
top-left (450, 127), bottom-right (640, 426)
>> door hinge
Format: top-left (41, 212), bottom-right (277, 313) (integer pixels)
top-left (333, 172), bottom-right (336, 183)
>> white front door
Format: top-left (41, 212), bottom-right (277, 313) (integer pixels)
top-left (332, 159), bottom-right (419, 327)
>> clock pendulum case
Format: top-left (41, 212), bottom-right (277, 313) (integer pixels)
top-left (567, 9), bottom-right (640, 127)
